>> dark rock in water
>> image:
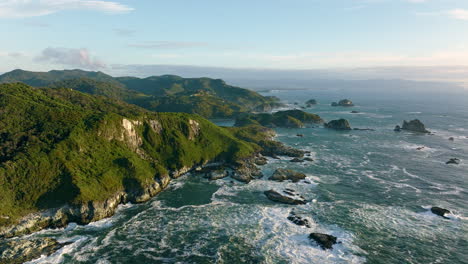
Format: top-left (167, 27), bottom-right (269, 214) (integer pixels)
top-left (325, 119), bottom-right (352, 130)
top-left (431, 207), bottom-right (451, 219)
top-left (269, 168), bottom-right (306, 182)
top-left (0, 237), bottom-right (67, 264)
top-left (297, 134), bottom-right (304, 137)
top-left (350, 110), bottom-right (360, 113)
top-left (446, 158), bottom-right (460, 165)
top-left (264, 189), bottom-right (306, 205)
top-left (394, 125), bottom-right (401, 132)
top-left (290, 158), bottom-right (305, 163)
top-left (303, 157), bottom-right (314, 162)
top-left (416, 147), bottom-right (425, 151)
top-left (309, 233), bottom-right (338, 250)
top-left (448, 137), bottom-right (455, 141)
top-left (353, 128), bottom-right (375, 131)
top-left (332, 99), bottom-right (354, 107)
top-left (401, 119), bottom-right (430, 133)
top-left (294, 102), bottom-right (299, 105)
top-left (287, 212), bottom-right (311, 228)
top-left (306, 99), bottom-right (317, 107)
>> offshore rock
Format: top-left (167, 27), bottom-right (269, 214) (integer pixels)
top-left (331, 99), bottom-right (354, 107)
top-left (431, 207), bottom-right (451, 219)
top-left (290, 158), bottom-right (305, 163)
top-left (401, 119), bottom-right (430, 133)
top-left (264, 189), bottom-right (307, 205)
top-left (324, 119), bottom-right (352, 130)
top-left (287, 211), bottom-right (311, 228)
top-left (269, 168), bottom-right (306, 183)
top-left (394, 125), bottom-right (402, 132)
top-left (446, 158), bottom-right (460, 165)
top-left (309, 233), bottom-right (338, 250)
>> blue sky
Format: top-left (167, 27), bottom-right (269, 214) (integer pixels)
top-left (1, 0), bottom-right (468, 75)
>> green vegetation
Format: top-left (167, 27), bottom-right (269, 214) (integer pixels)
top-left (0, 83), bottom-right (256, 227)
top-left (234, 109), bottom-right (323, 128)
top-left (0, 70), bottom-right (284, 119)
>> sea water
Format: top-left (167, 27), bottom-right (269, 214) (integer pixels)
top-left (27, 90), bottom-right (468, 264)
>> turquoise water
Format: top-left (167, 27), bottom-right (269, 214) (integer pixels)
top-left (28, 90), bottom-right (468, 264)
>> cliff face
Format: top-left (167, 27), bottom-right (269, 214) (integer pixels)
top-left (0, 83), bottom-right (257, 236)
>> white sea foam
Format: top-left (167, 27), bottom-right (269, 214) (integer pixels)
top-left (26, 236), bottom-right (89, 264)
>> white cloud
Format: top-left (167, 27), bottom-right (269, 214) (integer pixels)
top-left (0, 0), bottom-right (133, 18)
top-left (448, 9), bottom-right (468, 20)
top-left (36, 47), bottom-right (106, 69)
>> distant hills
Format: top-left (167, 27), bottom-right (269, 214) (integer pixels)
top-left (0, 69), bottom-right (282, 118)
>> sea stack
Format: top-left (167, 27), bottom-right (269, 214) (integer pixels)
top-left (331, 99), bottom-right (354, 107)
top-left (324, 119), bottom-right (352, 130)
top-left (401, 119), bottom-right (430, 133)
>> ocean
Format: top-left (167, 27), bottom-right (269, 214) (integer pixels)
top-left (27, 89), bottom-right (468, 264)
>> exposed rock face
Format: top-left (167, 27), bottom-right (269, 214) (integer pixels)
top-left (231, 160), bottom-right (263, 183)
top-left (431, 207), bottom-right (451, 219)
top-left (287, 211), bottom-right (311, 228)
top-left (446, 158), bottom-right (460, 165)
top-left (148, 120), bottom-right (162, 134)
top-left (309, 233), bottom-right (338, 250)
top-left (269, 168), bottom-right (306, 182)
top-left (332, 99), bottom-right (354, 107)
top-left (205, 169), bottom-right (229, 181)
top-left (188, 119), bottom-right (201, 140)
top-left (324, 119), bottom-right (352, 130)
top-left (401, 119), bottom-right (430, 133)
top-left (0, 238), bottom-right (67, 264)
top-left (264, 189), bottom-right (306, 205)
top-left (0, 172), bottom-right (173, 239)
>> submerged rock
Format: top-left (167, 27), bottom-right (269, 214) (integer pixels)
top-left (296, 134), bottom-right (304, 137)
top-left (353, 128), bottom-right (375, 131)
top-left (350, 110), bottom-right (360, 113)
top-left (264, 189), bottom-right (306, 205)
top-left (269, 168), bottom-right (306, 182)
top-left (431, 207), bottom-right (451, 219)
top-left (446, 158), bottom-right (460, 165)
top-left (0, 237), bottom-right (67, 264)
top-left (324, 119), bottom-right (352, 130)
top-left (401, 119), bottom-right (430, 133)
top-left (303, 157), bottom-right (314, 162)
top-left (287, 211), bottom-right (311, 228)
top-left (309, 233), bottom-right (338, 250)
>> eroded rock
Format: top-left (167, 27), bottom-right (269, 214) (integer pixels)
top-left (269, 168), bottom-right (306, 182)
top-left (264, 189), bottom-right (306, 205)
top-left (309, 233), bottom-right (338, 250)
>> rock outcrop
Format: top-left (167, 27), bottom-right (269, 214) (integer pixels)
top-left (324, 119), bottom-right (352, 130)
top-left (0, 238), bottom-right (67, 264)
top-left (264, 189), bottom-right (307, 205)
top-left (309, 233), bottom-right (338, 250)
top-left (394, 125), bottom-right (401, 132)
top-left (306, 99), bottom-right (317, 107)
top-left (331, 99), bottom-right (354, 107)
top-left (430, 207), bottom-right (451, 219)
top-left (269, 169), bottom-right (306, 182)
top-left (401, 119), bottom-right (430, 133)
top-left (287, 212), bottom-right (311, 228)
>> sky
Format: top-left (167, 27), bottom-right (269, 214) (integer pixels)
top-left (1, 0), bottom-right (468, 81)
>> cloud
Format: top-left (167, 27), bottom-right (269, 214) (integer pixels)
top-left (128, 41), bottom-right (209, 49)
top-left (113, 28), bottom-right (136, 37)
top-left (0, 0), bottom-right (133, 18)
top-left (36, 47), bottom-right (106, 69)
top-left (448, 9), bottom-right (468, 20)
